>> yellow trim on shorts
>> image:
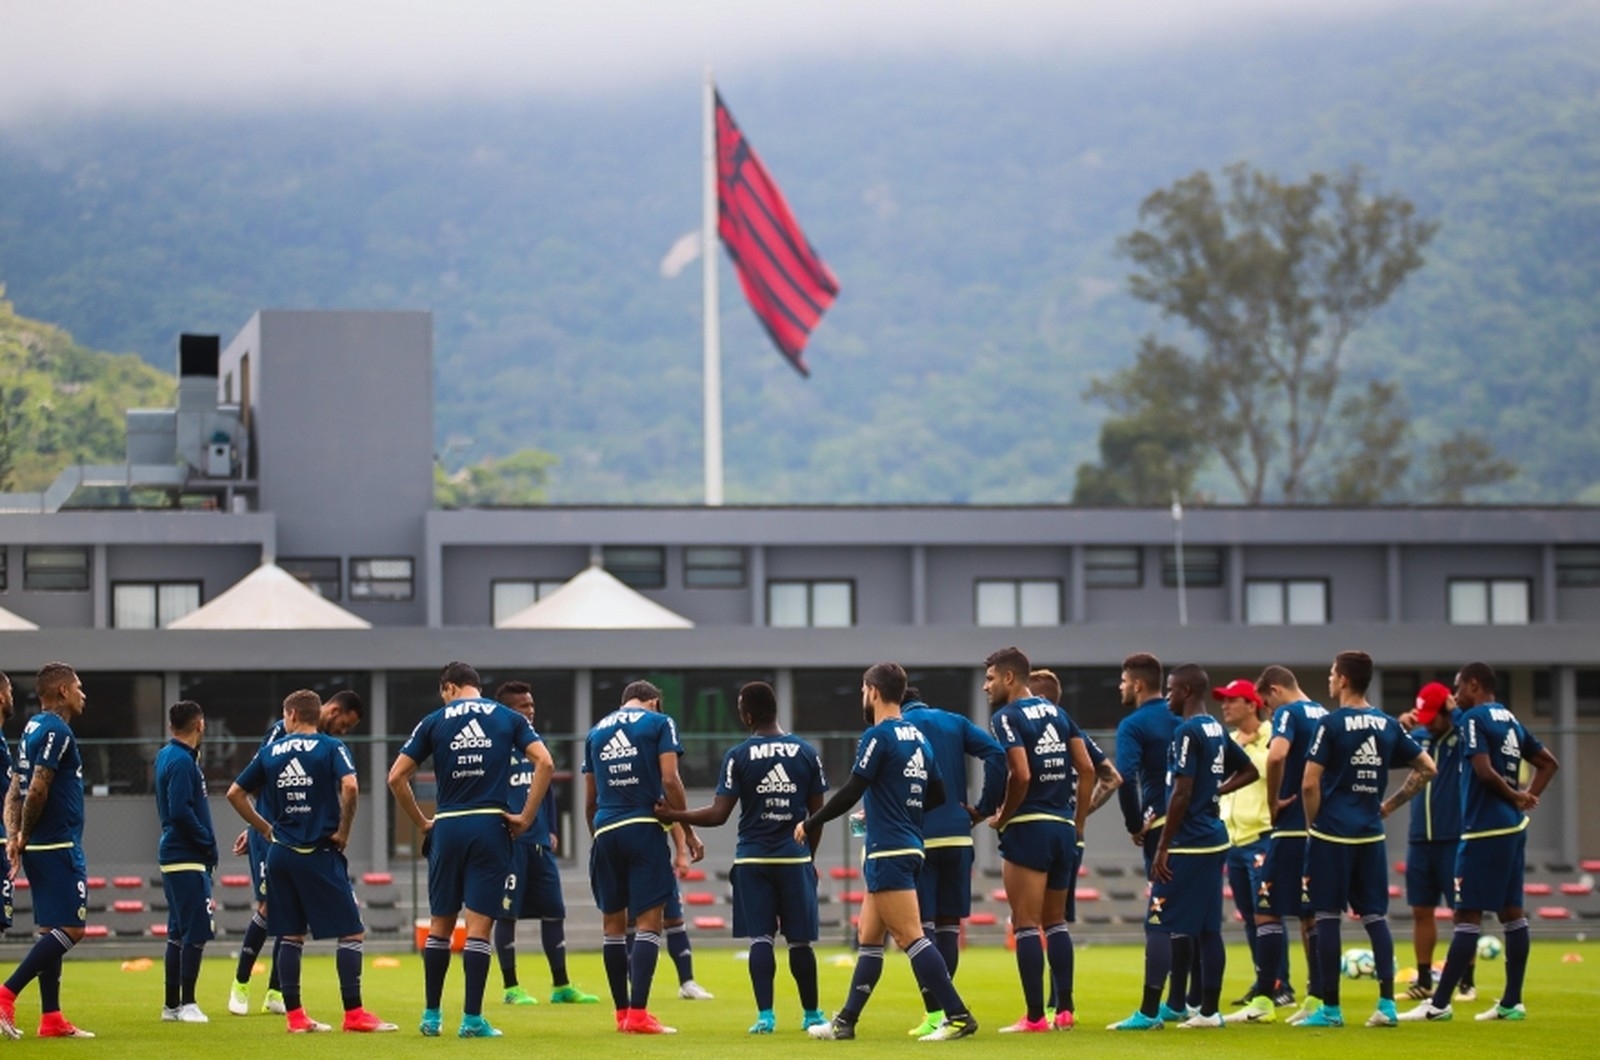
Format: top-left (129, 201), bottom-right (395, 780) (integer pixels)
top-left (593, 816), bottom-right (670, 837)
top-left (271, 838), bottom-right (319, 854)
top-left (1147, 815), bottom-right (1167, 830)
top-left (159, 862), bottom-right (209, 873)
top-left (434, 807), bottom-right (508, 820)
top-left (1167, 842), bottom-right (1231, 855)
top-left (1308, 828), bottom-right (1385, 845)
top-left (922, 836), bottom-right (975, 849)
top-left (865, 848), bottom-right (924, 860)
top-left (1461, 817), bottom-right (1529, 841)
top-left (1270, 829), bottom-right (1308, 839)
top-left (22, 841), bottom-right (74, 851)
top-left (732, 856), bottom-right (813, 865)
top-left (998, 812), bottom-right (1072, 833)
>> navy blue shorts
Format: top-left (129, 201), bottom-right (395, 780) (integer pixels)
top-left (1455, 831), bottom-right (1526, 914)
top-left (248, 828), bottom-right (271, 905)
top-left (590, 822), bottom-right (675, 919)
top-left (429, 812), bottom-right (514, 918)
top-left (1066, 841), bottom-right (1085, 922)
top-left (916, 845), bottom-right (974, 921)
top-left (999, 818), bottom-right (1077, 891)
top-left (731, 861), bottom-right (819, 941)
top-left (863, 852), bottom-right (923, 893)
top-left (163, 869), bottom-right (216, 943)
top-left (22, 845), bottom-right (88, 928)
top-left (503, 843), bottom-right (566, 920)
top-left (1141, 829), bottom-right (1159, 879)
top-left (265, 844), bottom-right (362, 939)
top-left (1305, 836), bottom-right (1390, 916)
top-left (0, 845), bottom-right (12, 930)
top-left (1405, 841), bottom-right (1458, 909)
top-left (664, 881), bottom-right (683, 922)
top-left (1227, 837), bottom-right (1270, 920)
top-left (1257, 832), bottom-right (1310, 918)
top-left (1148, 849), bottom-right (1226, 935)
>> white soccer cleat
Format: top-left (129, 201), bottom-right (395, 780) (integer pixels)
top-left (1397, 1001), bottom-right (1452, 1022)
top-left (161, 1007), bottom-right (180, 1022)
top-left (177, 1003), bottom-right (209, 1024)
top-left (678, 980), bottom-right (714, 1000)
top-left (228, 980), bottom-right (250, 1016)
top-left (1177, 1012), bottom-right (1224, 1029)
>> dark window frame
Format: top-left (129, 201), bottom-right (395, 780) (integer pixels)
top-left (110, 580), bottom-right (204, 629)
top-left (350, 556), bottom-right (415, 602)
top-left (1160, 546), bottom-right (1224, 589)
top-left (1555, 546), bottom-right (1600, 588)
top-left (279, 556), bottom-right (342, 600)
top-left (1083, 546), bottom-right (1142, 589)
top-left (23, 546), bottom-right (91, 592)
top-left (683, 546), bottom-right (747, 589)
top-left (602, 545), bottom-right (667, 590)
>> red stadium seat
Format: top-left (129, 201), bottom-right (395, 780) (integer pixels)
top-left (83, 925), bottom-right (109, 938)
top-left (112, 876), bottom-right (144, 889)
top-left (1560, 882), bottom-right (1593, 896)
top-left (1388, 885), bottom-right (1402, 898)
top-left (1393, 861), bottom-right (1406, 875)
top-left (1525, 883), bottom-right (1553, 896)
top-left (692, 916), bottom-right (725, 930)
top-left (1075, 888), bottom-right (1101, 902)
top-left (112, 900), bottom-right (145, 913)
top-left (1537, 907), bottom-right (1572, 920)
top-left (1078, 865), bottom-right (1089, 878)
top-left (683, 892), bottom-right (716, 906)
top-left (150, 924), bottom-right (168, 937)
top-left (682, 868), bottom-right (707, 882)
top-left (840, 891), bottom-right (865, 905)
top-left (1223, 886), bottom-right (1233, 899)
top-left (220, 874), bottom-right (251, 888)
top-left (13, 879), bottom-right (28, 890)
top-left (990, 888), bottom-right (1008, 903)
top-left (969, 913), bottom-right (998, 926)
top-left (828, 866), bottom-right (860, 880)
top-left (361, 872), bottom-right (393, 885)
top-left (86, 877), bottom-right (106, 889)
top-left (1581, 859), bottom-right (1600, 873)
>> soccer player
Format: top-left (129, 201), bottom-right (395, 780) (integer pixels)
top-left (1113, 651), bottom-right (1185, 1021)
top-left (800, 662), bottom-right (978, 1042)
top-left (1212, 678), bottom-right (1284, 1008)
top-left (901, 681), bottom-right (1005, 1036)
top-left (229, 689), bottom-right (366, 1016)
top-left (1298, 650), bottom-right (1436, 1029)
top-left (1401, 661), bottom-right (1559, 1023)
top-left (492, 680), bottom-right (598, 1006)
top-left (155, 699), bottom-right (220, 1023)
top-left (0, 673), bottom-right (14, 943)
top-left (985, 648), bottom-right (1095, 1034)
top-left (0, 662), bottom-right (95, 1039)
top-left (390, 662), bottom-right (554, 1038)
top-left (1398, 681), bottom-right (1476, 1003)
top-left (1232, 664), bottom-right (1327, 1025)
top-left (228, 689), bottom-right (397, 1034)
top-left (655, 680), bottom-right (829, 1034)
top-left (583, 680), bottom-right (696, 1035)
top-left (1111, 664), bottom-right (1258, 1031)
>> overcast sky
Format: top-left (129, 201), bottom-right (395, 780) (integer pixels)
top-left (1, 0), bottom-right (1437, 124)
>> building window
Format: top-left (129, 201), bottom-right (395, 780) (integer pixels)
top-left (1084, 546), bottom-right (1141, 588)
top-left (350, 557), bottom-right (414, 601)
top-left (975, 579), bottom-right (1062, 627)
top-left (768, 580), bottom-right (854, 628)
top-left (1555, 547), bottom-right (1600, 587)
top-left (684, 546), bottom-right (746, 589)
top-left (491, 578), bottom-right (568, 624)
top-left (24, 547), bottom-right (90, 592)
top-left (1245, 579), bottom-right (1329, 625)
top-left (602, 546), bottom-right (666, 590)
top-left (112, 582), bottom-right (201, 629)
top-left (1161, 546), bottom-right (1224, 588)
top-left (1448, 578), bottom-right (1530, 625)
top-left (280, 557), bottom-right (341, 599)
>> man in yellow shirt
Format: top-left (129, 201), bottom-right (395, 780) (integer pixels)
top-left (1215, 679), bottom-right (1291, 1011)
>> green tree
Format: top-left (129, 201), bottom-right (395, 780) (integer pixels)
top-left (1081, 163), bottom-right (1496, 503)
top-left (434, 447), bottom-right (558, 507)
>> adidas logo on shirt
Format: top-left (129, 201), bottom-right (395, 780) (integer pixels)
top-left (903, 748), bottom-right (928, 781)
top-left (1034, 724), bottom-right (1067, 756)
top-left (449, 718), bottom-right (493, 751)
top-left (1500, 729), bottom-right (1520, 759)
top-left (1350, 735), bottom-right (1383, 767)
top-left (277, 757), bottom-right (313, 788)
top-left (756, 763), bottom-right (798, 794)
top-left (599, 729), bottom-right (637, 762)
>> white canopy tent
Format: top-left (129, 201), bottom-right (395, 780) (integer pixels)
top-left (0, 605), bottom-right (39, 631)
top-left (496, 565), bottom-right (694, 630)
top-left (167, 562), bottom-right (372, 630)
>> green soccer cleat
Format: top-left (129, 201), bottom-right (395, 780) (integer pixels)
top-left (908, 1010), bottom-right (944, 1037)
top-left (1286, 996), bottom-right (1323, 1025)
top-left (262, 989), bottom-right (286, 1015)
top-left (503, 986), bottom-right (539, 1005)
top-left (748, 1010), bottom-right (776, 1034)
top-left (458, 1014), bottom-right (503, 1038)
top-left (419, 1008), bottom-right (442, 1036)
top-left (1223, 996), bottom-right (1275, 1024)
top-left (918, 1014), bottom-right (978, 1041)
top-left (1475, 1002), bottom-right (1526, 1021)
top-left (1108, 1010), bottom-right (1165, 1031)
top-left (228, 980), bottom-right (250, 1016)
top-left (550, 983), bottom-right (600, 1004)
top-left (1299, 1004), bottom-right (1344, 1028)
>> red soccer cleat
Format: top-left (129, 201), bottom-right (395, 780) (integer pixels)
top-left (37, 1012), bottom-right (96, 1038)
top-left (285, 1007), bottom-right (331, 1033)
top-left (0, 986), bottom-right (18, 1040)
top-left (621, 1009), bottom-right (677, 1035)
top-left (342, 1007), bottom-right (399, 1032)
top-left (615, 1007), bottom-right (630, 1030)
top-left (1053, 1009), bottom-right (1076, 1031)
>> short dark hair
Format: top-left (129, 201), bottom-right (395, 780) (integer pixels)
top-left (1333, 651), bottom-right (1374, 695)
top-left (0, 670), bottom-right (10, 688)
top-left (1029, 669), bottom-right (1062, 705)
top-left (284, 689), bottom-right (323, 723)
top-left (621, 680), bottom-right (663, 705)
top-left (439, 661), bottom-right (482, 690)
top-left (862, 662), bottom-right (907, 705)
top-left (985, 647), bottom-right (1031, 682)
top-left (1169, 663), bottom-right (1210, 701)
top-left (1256, 664), bottom-right (1298, 696)
top-left (903, 686), bottom-right (922, 703)
top-left (326, 689), bottom-right (364, 717)
top-left (494, 680), bottom-right (533, 703)
top-left (1122, 652), bottom-right (1162, 691)
top-left (169, 700), bottom-right (204, 733)
top-left (738, 681), bottom-right (778, 726)
top-left (35, 662), bottom-right (77, 702)
top-left (1458, 661), bottom-right (1497, 696)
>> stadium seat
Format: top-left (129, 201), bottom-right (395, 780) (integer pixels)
top-left (692, 916), bottom-right (725, 930)
top-left (150, 923), bottom-right (169, 938)
top-left (1561, 882), bottom-right (1593, 896)
top-left (110, 909), bottom-right (149, 937)
top-left (220, 874), bottom-right (251, 888)
top-left (83, 925), bottom-right (109, 938)
top-left (681, 868), bottom-right (707, 882)
top-left (1388, 885), bottom-right (1402, 897)
top-left (1075, 887), bottom-right (1101, 902)
top-left (357, 879), bottom-right (401, 908)
top-left (840, 891), bottom-right (865, 905)
top-left (1096, 864), bottom-right (1127, 878)
top-left (361, 872), bottom-right (393, 885)
top-left (364, 906), bottom-right (405, 934)
top-left (1078, 865), bottom-right (1089, 877)
top-left (1525, 882), bottom-right (1554, 896)
top-left (112, 875), bottom-right (144, 889)
top-left (1536, 906), bottom-right (1572, 920)
top-left (112, 899), bottom-right (145, 913)
top-left (969, 913), bottom-right (998, 926)
top-left (11, 885), bottom-right (31, 914)
top-left (216, 907), bottom-right (255, 936)
top-left (828, 866), bottom-right (860, 880)
top-left (684, 892), bottom-right (717, 906)
top-left (1581, 859), bottom-right (1600, 873)
top-left (990, 888), bottom-right (1008, 902)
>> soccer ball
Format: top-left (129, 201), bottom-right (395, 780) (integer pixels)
top-left (1342, 948), bottom-right (1376, 979)
top-left (1477, 935), bottom-right (1503, 961)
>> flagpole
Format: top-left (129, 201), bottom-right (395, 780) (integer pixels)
top-left (702, 67), bottom-right (724, 506)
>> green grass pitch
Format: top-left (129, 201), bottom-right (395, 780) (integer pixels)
top-left (6, 939), bottom-right (1595, 1057)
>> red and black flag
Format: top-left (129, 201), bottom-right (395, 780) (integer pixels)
top-left (715, 92), bottom-right (839, 377)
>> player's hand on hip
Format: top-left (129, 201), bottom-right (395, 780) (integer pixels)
top-left (232, 829), bottom-right (250, 856)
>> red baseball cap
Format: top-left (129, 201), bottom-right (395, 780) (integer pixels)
top-left (1211, 678), bottom-right (1263, 707)
top-left (1414, 682), bottom-right (1452, 724)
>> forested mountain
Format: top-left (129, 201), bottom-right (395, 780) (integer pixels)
top-left (0, 0), bottom-right (1596, 503)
